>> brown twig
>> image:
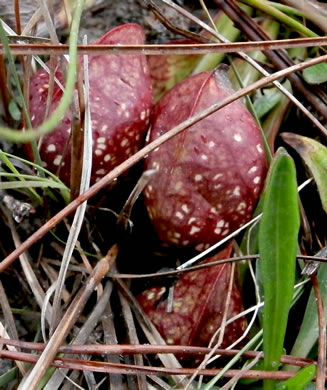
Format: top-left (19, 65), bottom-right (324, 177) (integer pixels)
top-left (1, 54), bottom-right (327, 274)
top-left (14, 0), bottom-right (22, 35)
top-left (0, 348), bottom-right (321, 380)
top-left (3, 36), bottom-right (327, 55)
top-left (310, 274), bottom-right (327, 390)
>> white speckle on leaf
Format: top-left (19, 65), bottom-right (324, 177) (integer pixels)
top-left (101, 125), bottom-right (108, 133)
top-left (237, 202), bottom-right (246, 211)
top-left (181, 204), bottom-right (190, 213)
top-left (213, 173), bottom-right (223, 181)
top-left (233, 133), bottom-right (242, 142)
top-left (188, 217), bottom-right (196, 225)
top-left (201, 154), bottom-right (208, 161)
top-left (190, 226), bottom-right (201, 235)
top-left (214, 227), bottom-right (221, 235)
top-left (152, 161), bottom-right (160, 170)
top-left (147, 292), bottom-right (155, 300)
top-left (97, 137), bottom-right (105, 144)
top-left (194, 174), bottom-right (203, 182)
top-left (248, 166), bottom-right (258, 174)
top-left (175, 211), bottom-right (184, 220)
top-left (47, 144), bottom-right (56, 152)
top-left (95, 149), bottom-right (103, 156)
top-left (233, 186), bottom-right (241, 196)
top-left (53, 155), bottom-right (62, 166)
top-left (140, 110), bottom-right (146, 120)
top-left (222, 229), bottom-right (229, 236)
top-left (121, 139), bottom-right (129, 147)
top-left (208, 141), bottom-right (215, 148)
top-left (256, 144), bottom-right (263, 153)
top-left (98, 144), bottom-right (106, 150)
top-left (174, 232), bottom-right (181, 238)
top-left (217, 220), bottom-right (225, 228)
top-left (159, 287), bottom-right (166, 295)
top-left (195, 243), bottom-right (204, 251)
top-left (96, 169), bottom-right (106, 175)
top-left (182, 240), bottom-right (189, 245)
top-left (104, 154), bottom-right (111, 162)
top-left (253, 176), bottom-right (261, 184)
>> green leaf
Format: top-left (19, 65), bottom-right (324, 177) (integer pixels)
top-left (253, 90), bottom-right (282, 118)
top-left (259, 147), bottom-right (300, 390)
top-left (290, 262), bottom-right (327, 364)
top-left (8, 99), bottom-right (21, 121)
top-left (303, 62), bottom-right (327, 85)
top-left (281, 133), bottom-right (327, 213)
top-left (276, 364), bottom-right (316, 389)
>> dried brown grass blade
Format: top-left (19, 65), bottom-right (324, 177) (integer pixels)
top-left (119, 292), bottom-right (147, 390)
top-left (102, 296), bottom-right (125, 390)
top-left (17, 245), bottom-right (118, 390)
top-left (44, 281), bottom-right (114, 389)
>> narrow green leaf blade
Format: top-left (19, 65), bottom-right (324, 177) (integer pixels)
top-left (281, 132), bottom-right (327, 213)
top-left (290, 262), bottom-right (327, 363)
top-left (259, 147), bottom-right (300, 389)
top-left (276, 364), bottom-right (316, 390)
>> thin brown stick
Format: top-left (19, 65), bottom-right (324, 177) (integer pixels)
top-left (310, 274), bottom-right (327, 390)
top-left (0, 55), bottom-right (10, 119)
top-left (3, 36), bottom-right (327, 55)
top-left (14, 0), bottom-right (22, 35)
top-left (1, 54), bottom-right (327, 274)
top-left (0, 337), bottom-right (319, 368)
top-left (0, 348), bottom-right (320, 380)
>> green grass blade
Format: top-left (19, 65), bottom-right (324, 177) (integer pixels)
top-left (276, 364), bottom-right (316, 389)
top-left (0, 180), bottom-right (67, 190)
top-left (0, 149), bottom-right (42, 203)
top-left (0, 0), bottom-right (85, 142)
top-left (0, 150), bottom-right (70, 203)
top-left (0, 18), bottom-right (43, 169)
top-left (259, 147), bottom-right (300, 390)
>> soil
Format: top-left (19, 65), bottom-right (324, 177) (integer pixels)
top-left (78, 0), bottom-right (204, 43)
